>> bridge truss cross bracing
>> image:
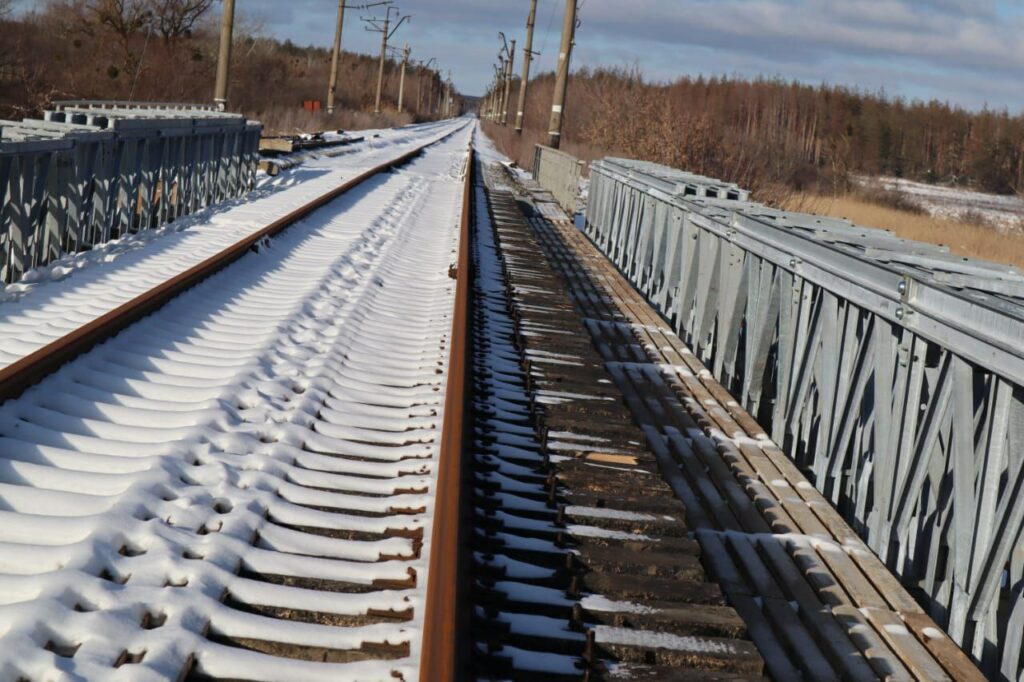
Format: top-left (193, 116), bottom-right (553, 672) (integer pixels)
top-left (0, 101), bottom-right (261, 285)
top-left (580, 155), bottom-right (1024, 680)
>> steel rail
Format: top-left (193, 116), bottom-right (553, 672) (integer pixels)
top-left (419, 145), bottom-right (473, 681)
top-left (0, 122), bottom-right (471, 404)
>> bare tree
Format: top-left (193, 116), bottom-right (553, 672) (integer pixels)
top-left (147, 0), bottom-right (213, 43)
top-left (86, 0), bottom-right (151, 41)
top-left (0, 0), bottom-right (13, 18)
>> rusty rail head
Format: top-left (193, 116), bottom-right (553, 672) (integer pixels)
top-left (0, 129), bottom-right (467, 405)
top-left (419, 144), bottom-right (474, 681)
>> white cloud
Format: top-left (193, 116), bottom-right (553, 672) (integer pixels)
top-left (16, 0), bottom-right (1015, 109)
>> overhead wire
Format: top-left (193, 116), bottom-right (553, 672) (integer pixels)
top-left (537, 0), bottom-right (559, 72)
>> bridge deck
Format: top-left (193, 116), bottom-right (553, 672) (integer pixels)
top-left (471, 158), bottom-right (983, 681)
top-left (469, 162), bottom-right (765, 679)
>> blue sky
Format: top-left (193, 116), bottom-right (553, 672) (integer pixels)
top-left (16, 0), bottom-right (1024, 110)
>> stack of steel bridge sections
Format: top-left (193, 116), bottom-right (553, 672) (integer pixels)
top-left (0, 101), bottom-right (260, 284)
top-left (581, 156), bottom-right (1024, 680)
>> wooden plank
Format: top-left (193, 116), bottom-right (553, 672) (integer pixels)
top-left (518, 191), bottom-right (981, 681)
top-left (903, 612), bottom-right (988, 682)
top-left (757, 538), bottom-right (880, 682)
top-left (832, 606), bottom-right (915, 681)
top-left (861, 607), bottom-right (953, 681)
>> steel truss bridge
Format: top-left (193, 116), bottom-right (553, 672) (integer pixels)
top-left (532, 146), bottom-right (1024, 680)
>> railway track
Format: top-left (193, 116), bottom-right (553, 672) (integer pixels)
top-left (0, 120), bottom-right (463, 386)
top-left (462, 155), bottom-right (764, 681)
top-left (0, 122), bottom-right (472, 681)
top-left (0, 119), bottom-right (982, 682)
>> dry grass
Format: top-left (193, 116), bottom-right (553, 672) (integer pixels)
top-left (786, 193), bottom-right (1024, 270)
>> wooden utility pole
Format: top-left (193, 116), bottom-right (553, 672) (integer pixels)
top-left (397, 44), bottom-right (410, 112)
top-left (213, 0), bottom-right (236, 110)
top-left (548, 0), bottom-right (577, 148)
top-left (501, 39), bottom-right (516, 126)
top-left (515, 0), bottom-right (538, 133)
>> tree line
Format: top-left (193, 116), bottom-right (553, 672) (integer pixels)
top-left (0, 1), bottom-right (450, 132)
top-left (501, 67), bottom-right (1024, 199)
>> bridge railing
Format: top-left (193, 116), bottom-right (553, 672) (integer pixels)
top-left (0, 102), bottom-right (261, 285)
top-left (584, 155), bottom-right (1024, 680)
top-left (532, 143), bottom-right (584, 214)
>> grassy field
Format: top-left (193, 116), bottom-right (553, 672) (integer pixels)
top-left (785, 193), bottom-right (1024, 270)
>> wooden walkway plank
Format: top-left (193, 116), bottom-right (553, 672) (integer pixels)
top-left (511, 182), bottom-right (982, 682)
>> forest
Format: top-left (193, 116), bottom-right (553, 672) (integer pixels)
top-left (0, 0), bottom-right (452, 133)
top-left (486, 67), bottom-right (1024, 202)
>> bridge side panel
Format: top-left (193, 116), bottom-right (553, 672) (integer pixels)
top-left (584, 157), bottom-right (1024, 681)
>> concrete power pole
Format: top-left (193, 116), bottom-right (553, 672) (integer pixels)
top-left (444, 73), bottom-right (452, 118)
top-left (417, 58), bottom-right (435, 116)
top-left (397, 44), bottom-right (410, 112)
top-left (366, 7), bottom-right (410, 114)
top-left (548, 0), bottom-right (577, 149)
top-left (373, 12), bottom-right (389, 114)
top-left (495, 56), bottom-right (505, 121)
top-left (213, 0), bottom-right (236, 110)
top-left (329, 2), bottom-right (390, 116)
top-left (326, 1), bottom-right (346, 114)
top-left (492, 66), bottom-right (503, 121)
top-left (501, 39), bottom-right (516, 126)
top-left (515, 0), bottom-right (538, 133)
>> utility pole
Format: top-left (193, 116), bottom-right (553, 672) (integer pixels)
top-left (213, 0), bottom-right (236, 110)
top-left (496, 55), bottom-right (505, 120)
top-left (397, 44), bottom-right (410, 112)
top-left (444, 72), bottom-right (452, 118)
top-left (515, 0), bottom-right (538, 133)
top-left (327, 1), bottom-right (346, 114)
top-left (427, 71), bottom-right (435, 116)
top-left (417, 58), bottom-right (436, 116)
top-left (501, 37), bottom-right (516, 126)
top-left (492, 79), bottom-right (500, 120)
top-left (374, 12), bottom-right (390, 114)
top-left (548, 0), bottom-right (577, 149)
top-left (490, 66), bottom-right (502, 121)
top-left (328, 2), bottom-right (390, 115)
top-left (365, 6), bottom-right (410, 114)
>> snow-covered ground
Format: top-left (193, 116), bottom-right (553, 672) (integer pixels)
top-left (858, 175), bottom-right (1024, 233)
top-left (0, 119), bottom-right (468, 372)
top-left (0, 123), bottom-right (472, 680)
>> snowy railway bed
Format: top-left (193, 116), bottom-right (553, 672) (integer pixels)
top-left (0, 123), bottom-right (473, 681)
top-left (0, 119), bottom-right (468, 390)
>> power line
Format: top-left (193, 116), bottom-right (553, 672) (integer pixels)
top-left (537, 0), bottom-right (559, 73)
